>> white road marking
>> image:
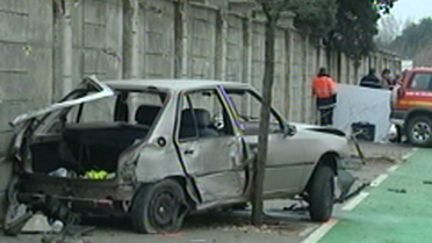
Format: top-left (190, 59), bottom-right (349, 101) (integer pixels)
top-left (370, 174), bottom-right (389, 187)
top-left (299, 225), bottom-right (319, 237)
top-left (387, 165), bottom-right (399, 173)
top-left (341, 191), bottom-right (370, 211)
top-left (402, 148), bottom-right (418, 161)
top-left (301, 219), bottom-right (339, 243)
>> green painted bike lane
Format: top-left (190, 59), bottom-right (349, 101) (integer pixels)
top-left (320, 149), bottom-right (432, 243)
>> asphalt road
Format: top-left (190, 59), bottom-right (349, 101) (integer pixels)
top-left (0, 142), bottom-right (413, 243)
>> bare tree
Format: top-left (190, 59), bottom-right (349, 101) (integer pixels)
top-left (252, 0), bottom-right (288, 226)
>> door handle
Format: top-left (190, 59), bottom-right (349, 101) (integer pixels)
top-left (184, 149), bottom-right (194, 155)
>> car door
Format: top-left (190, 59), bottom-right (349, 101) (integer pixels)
top-left (176, 89), bottom-right (248, 203)
top-left (224, 88), bottom-right (309, 194)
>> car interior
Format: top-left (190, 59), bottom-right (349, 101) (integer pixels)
top-left (178, 90), bottom-right (234, 141)
top-left (28, 90), bottom-right (167, 178)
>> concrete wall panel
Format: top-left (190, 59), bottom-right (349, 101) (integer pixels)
top-left (225, 14), bottom-right (243, 82)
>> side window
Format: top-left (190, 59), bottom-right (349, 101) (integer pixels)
top-left (226, 89), bottom-right (283, 135)
top-left (179, 95), bottom-right (198, 140)
top-left (178, 89), bottom-right (234, 141)
top-left (128, 92), bottom-right (165, 127)
top-left (410, 73), bottom-right (432, 91)
top-left (65, 96), bottom-right (116, 124)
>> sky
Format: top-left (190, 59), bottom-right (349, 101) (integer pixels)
top-left (391, 0), bottom-right (432, 23)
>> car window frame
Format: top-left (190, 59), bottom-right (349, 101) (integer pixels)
top-left (223, 88), bottom-right (286, 134)
top-left (408, 72), bottom-right (432, 91)
top-left (176, 88), bottom-right (237, 143)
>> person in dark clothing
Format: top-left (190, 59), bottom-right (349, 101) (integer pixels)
top-left (312, 68), bottom-right (337, 126)
top-left (360, 68), bottom-right (382, 89)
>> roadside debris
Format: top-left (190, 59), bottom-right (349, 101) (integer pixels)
top-left (365, 156), bottom-right (399, 164)
top-left (423, 180), bottom-right (432, 185)
top-left (48, 167), bottom-right (115, 180)
top-left (282, 203), bottom-right (307, 212)
top-left (388, 188), bottom-right (407, 194)
top-left (350, 135), bottom-right (366, 164)
top-left (335, 182), bottom-right (370, 203)
top-left (21, 214), bottom-right (56, 233)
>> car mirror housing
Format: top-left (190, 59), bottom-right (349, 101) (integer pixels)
top-left (283, 123), bottom-right (297, 137)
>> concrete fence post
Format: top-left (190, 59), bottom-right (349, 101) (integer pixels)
top-left (53, 0), bottom-right (73, 101)
top-left (215, 9), bottom-right (227, 80)
top-left (122, 0), bottom-right (139, 79)
top-left (283, 29), bottom-right (293, 118)
top-left (242, 17), bottom-right (252, 85)
top-left (301, 34), bottom-right (309, 122)
top-left (174, 1), bottom-right (189, 78)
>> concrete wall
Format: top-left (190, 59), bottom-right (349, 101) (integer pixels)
top-left (0, 0), bottom-right (401, 154)
top-left (0, 0), bottom-right (53, 149)
top-left (0, 0), bottom-right (403, 224)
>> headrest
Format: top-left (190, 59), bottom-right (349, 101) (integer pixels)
top-left (194, 109), bottom-right (212, 127)
top-left (181, 109), bottom-right (212, 128)
top-left (135, 105), bottom-right (161, 126)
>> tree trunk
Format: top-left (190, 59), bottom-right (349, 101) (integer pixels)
top-left (251, 14), bottom-right (277, 226)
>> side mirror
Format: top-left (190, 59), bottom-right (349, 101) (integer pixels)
top-left (283, 123), bottom-right (297, 137)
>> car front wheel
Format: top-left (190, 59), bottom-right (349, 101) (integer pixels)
top-left (307, 165), bottom-right (335, 222)
top-left (131, 179), bottom-right (188, 234)
top-left (406, 115), bottom-right (432, 147)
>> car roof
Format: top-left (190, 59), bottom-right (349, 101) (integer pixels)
top-left (103, 79), bottom-right (252, 91)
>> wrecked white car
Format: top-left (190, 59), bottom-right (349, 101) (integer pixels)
top-left (4, 77), bottom-right (358, 234)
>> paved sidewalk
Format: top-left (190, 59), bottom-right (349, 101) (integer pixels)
top-left (320, 148), bottom-right (432, 243)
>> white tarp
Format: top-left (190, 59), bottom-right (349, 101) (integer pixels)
top-left (333, 84), bottom-right (392, 142)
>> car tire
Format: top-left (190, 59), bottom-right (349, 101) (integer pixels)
top-left (406, 115), bottom-right (432, 147)
top-left (131, 179), bottom-right (188, 234)
top-left (307, 165), bottom-right (335, 222)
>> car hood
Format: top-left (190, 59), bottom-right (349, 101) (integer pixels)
top-left (10, 76), bottom-right (114, 126)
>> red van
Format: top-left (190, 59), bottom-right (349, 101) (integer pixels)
top-left (391, 68), bottom-right (432, 146)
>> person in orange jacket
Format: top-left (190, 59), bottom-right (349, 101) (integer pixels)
top-left (312, 67), bottom-right (337, 126)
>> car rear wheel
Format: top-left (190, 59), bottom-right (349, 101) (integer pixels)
top-left (307, 165), bottom-right (335, 222)
top-left (406, 115), bottom-right (432, 147)
top-left (131, 179), bottom-right (188, 234)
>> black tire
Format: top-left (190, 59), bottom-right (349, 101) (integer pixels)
top-left (307, 165), bottom-right (335, 222)
top-left (406, 115), bottom-right (432, 147)
top-left (131, 179), bottom-right (188, 234)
